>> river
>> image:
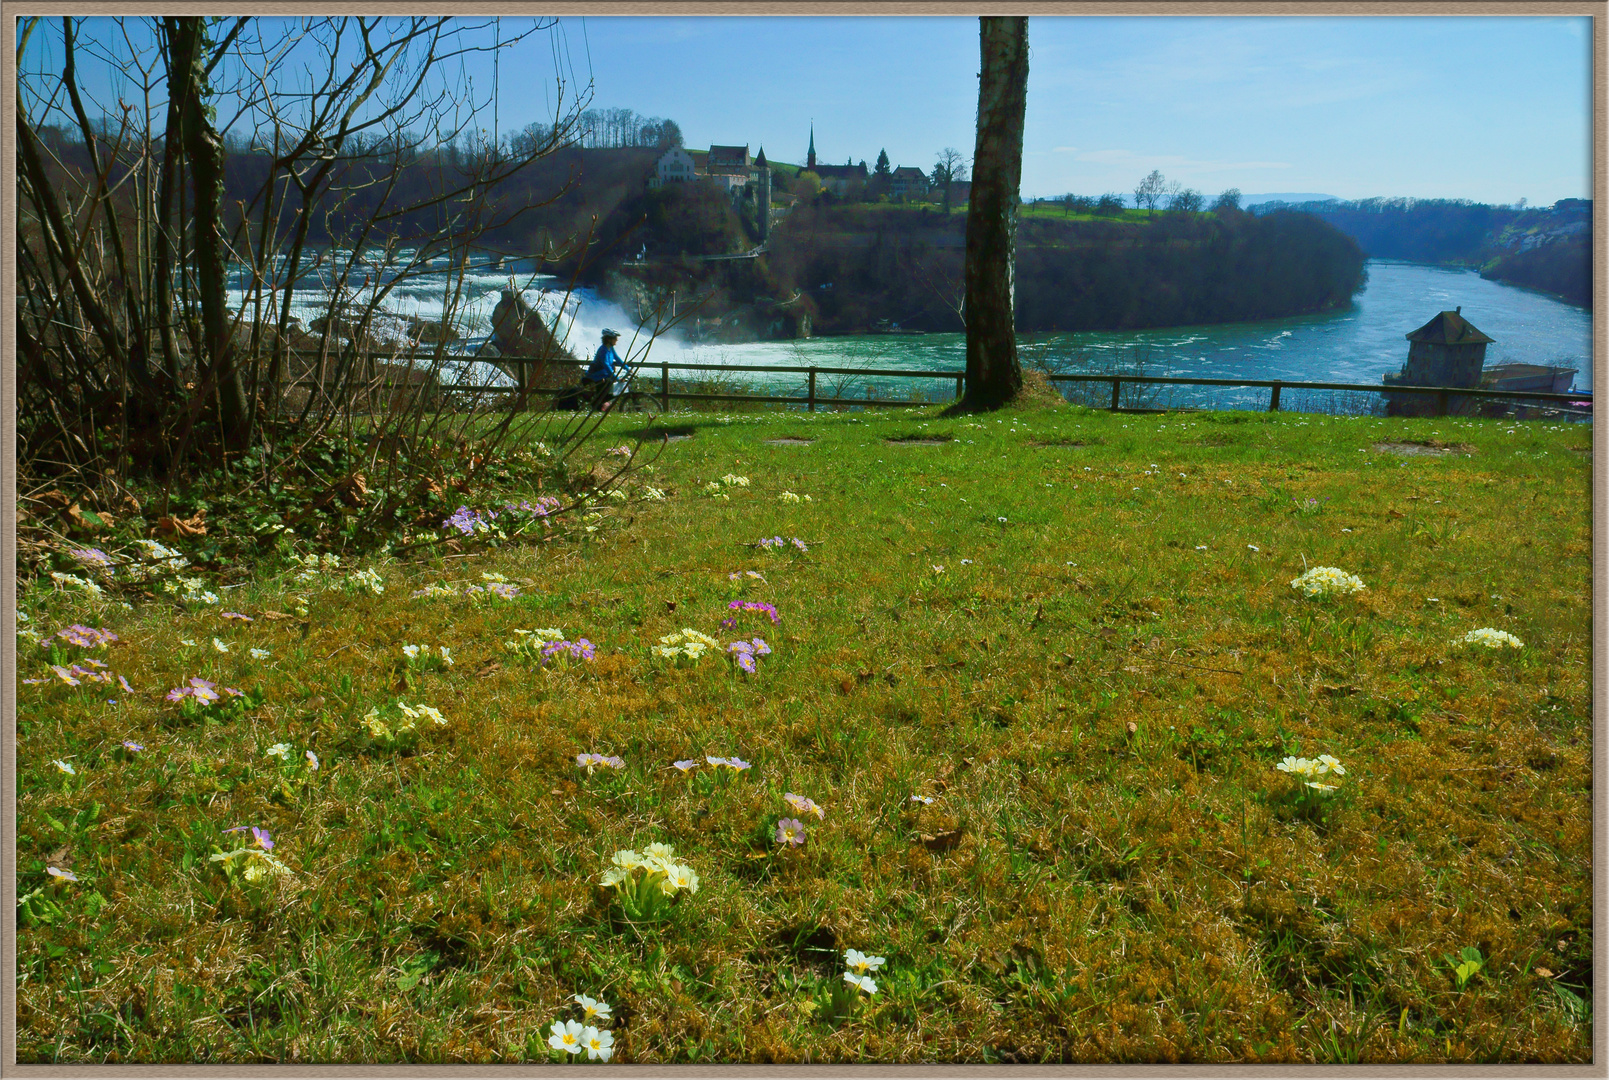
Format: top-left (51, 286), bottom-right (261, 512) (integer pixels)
top-left (232, 258), bottom-right (1592, 410)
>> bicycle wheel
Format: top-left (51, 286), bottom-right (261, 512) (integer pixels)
top-left (613, 391), bottom-right (663, 415)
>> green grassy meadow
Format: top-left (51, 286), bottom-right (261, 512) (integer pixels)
top-left (14, 403), bottom-right (1594, 1064)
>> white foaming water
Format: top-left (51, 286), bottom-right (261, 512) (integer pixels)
top-left (224, 253), bottom-right (678, 385)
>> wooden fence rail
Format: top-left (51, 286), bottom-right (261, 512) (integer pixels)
top-left (414, 355), bottom-right (1587, 416)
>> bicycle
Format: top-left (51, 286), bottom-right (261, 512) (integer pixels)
top-left (553, 360), bottom-right (664, 415)
top-left (599, 364), bottom-right (663, 416)
top-left (604, 366), bottom-right (662, 415)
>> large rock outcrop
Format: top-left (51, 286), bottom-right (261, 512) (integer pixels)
top-left (489, 290), bottom-right (578, 390)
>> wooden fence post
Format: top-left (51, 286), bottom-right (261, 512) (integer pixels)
top-left (1269, 382), bottom-right (1282, 412)
top-left (956, 374), bottom-right (965, 402)
top-left (808, 367), bottom-right (817, 412)
top-left (1437, 390), bottom-right (1449, 417)
top-left (1110, 378), bottom-right (1122, 411)
top-left (661, 363), bottom-right (670, 411)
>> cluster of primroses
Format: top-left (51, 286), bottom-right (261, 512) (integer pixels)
top-left (548, 995), bottom-right (616, 1061)
top-left (1276, 753), bottom-right (1346, 793)
top-left (1288, 566), bottom-right (1366, 599)
top-left (506, 628), bottom-right (597, 666)
top-left (443, 497), bottom-right (564, 538)
top-left (776, 791), bottom-right (827, 847)
top-left (360, 701), bottom-right (447, 744)
top-left (210, 825), bottom-right (290, 884)
top-left (1455, 627), bottom-right (1523, 649)
top-left (21, 623), bottom-right (139, 696)
top-left (412, 574), bottom-right (523, 601)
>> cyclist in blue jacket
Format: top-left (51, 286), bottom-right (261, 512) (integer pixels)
top-left (582, 329), bottom-right (625, 409)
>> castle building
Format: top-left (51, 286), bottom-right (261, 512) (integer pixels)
top-left (703, 144), bottom-right (759, 194)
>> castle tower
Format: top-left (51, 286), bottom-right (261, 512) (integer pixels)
top-left (806, 124), bottom-right (816, 171)
top-left (755, 146), bottom-right (771, 243)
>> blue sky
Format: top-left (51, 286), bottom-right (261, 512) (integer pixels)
top-left (532, 15), bottom-right (1593, 205)
top-left (23, 15), bottom-right (1593, 205)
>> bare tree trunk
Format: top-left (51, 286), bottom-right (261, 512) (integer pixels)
top-left (955, 15), bottom-right (1028, 413)
top-left (168, 16), bottom-right (249, 449)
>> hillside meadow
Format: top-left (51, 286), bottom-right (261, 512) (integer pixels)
top-left (13, 401), bottom-right (1593, 1064)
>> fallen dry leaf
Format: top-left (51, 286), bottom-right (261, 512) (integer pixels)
top-left (156, 511), bottom-right (207, 538)
top-left (65, 504), bottom-right (113, 532)
top-left (919, 829), bottom-right (964, 852)
top-left (336, 472), bottom-right (369, 507)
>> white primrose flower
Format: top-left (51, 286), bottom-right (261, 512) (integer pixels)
top-left (573, 994), bottom-right (612, 1025)
top-left (844, 948), bottom-right (886, 975)
top-left (548, 1019), bottom-right (584, 1054)
top-left (661, 863), bottom-right (699, 895)
top-left (842, 972), bottom-right (878, 995)
top-left (582, 1026), bottom-right (614, 1061)
top-left (641, 841), bottom-right (677, 866)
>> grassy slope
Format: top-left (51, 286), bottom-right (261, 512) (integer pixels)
top-left (15, 404), bottom-right (1593, 1064)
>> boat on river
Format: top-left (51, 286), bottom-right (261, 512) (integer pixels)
top-left (1482, 363), bottom-right (1577, 394)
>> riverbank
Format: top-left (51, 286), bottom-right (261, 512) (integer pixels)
top-left (16, 404), bottom-right (1592, 1064)
top-left (1251, 199), bottom-right (1592, 310)
top-left (596, 203), bottom-right (1367, 341)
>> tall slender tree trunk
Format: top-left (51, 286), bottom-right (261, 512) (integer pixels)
top-left (169, 16), bottom-right (249, 450)
top-left (956, 15), bottom-right (1028, 413)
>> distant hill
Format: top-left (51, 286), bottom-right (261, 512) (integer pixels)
top-left (1031, 192), bottom-right (1343, 209)
top-left (1246, 196), bottom-right (1592, 308)
top-left (1241, 192), bottom-right (1341, 207)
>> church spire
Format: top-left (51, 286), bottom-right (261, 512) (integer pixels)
top-left (807, 122), bottom-right (816, 171)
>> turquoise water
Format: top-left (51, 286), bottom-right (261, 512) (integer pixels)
top-left (647, 260), bottom-right (1592, 406)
